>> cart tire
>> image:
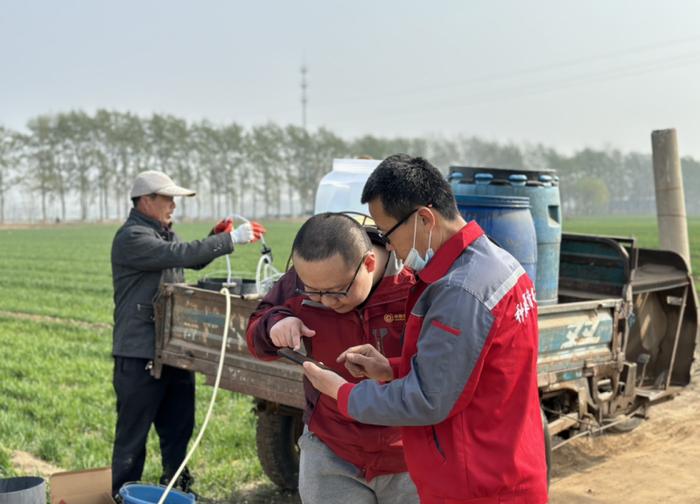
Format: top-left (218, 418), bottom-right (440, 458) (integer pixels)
top-left (604, 402), bottom-right (646, 434)
top-left (606, 415), bottom-right (643, 434)
top-left (542, 409), bottom-right (552, 488)
top-left (256, 409), bottom-right (304, 490)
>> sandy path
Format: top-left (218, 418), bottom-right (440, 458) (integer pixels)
top-left (11, 451), bottom-right (63, 478)
top-left (228, 379), bottom-right (700, 503)
top-left (549, 379), bottom-right (700, 503)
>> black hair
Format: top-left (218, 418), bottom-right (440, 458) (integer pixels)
top-left (292, 213), bottom-right (372, 267)
top-left (361, 153), bottom-right (458, 220)
top-left (132, 193), bottom-right (157, 207)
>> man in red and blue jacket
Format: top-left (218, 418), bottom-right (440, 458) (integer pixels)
top-left (304, 155), bottom-right (548, 504)
top-left (247, 212), bottom-right (419, 503)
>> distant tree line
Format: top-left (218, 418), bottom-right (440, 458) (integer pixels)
top-left (0, 110), bottom-right (698, 223)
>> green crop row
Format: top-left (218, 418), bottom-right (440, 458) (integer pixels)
top-left (0, 317), bottom-right (269, 498)
top-left (0, 220), bottom-right (302, 324)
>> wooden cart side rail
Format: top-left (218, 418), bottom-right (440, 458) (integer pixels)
top-left (159, 347), bottom-right (306, 409)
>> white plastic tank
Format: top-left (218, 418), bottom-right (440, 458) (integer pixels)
top-left (314, 159), bottom-right (379, 214)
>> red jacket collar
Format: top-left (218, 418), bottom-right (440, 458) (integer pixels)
top-left (417, 221), bottom-right (484, 284)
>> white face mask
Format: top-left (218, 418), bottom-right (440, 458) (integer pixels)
top-left (404, 213), bottom-right (434, 272)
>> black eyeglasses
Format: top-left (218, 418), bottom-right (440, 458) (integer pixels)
top-left (379, 208), bottom-right (419, 244)
top-left (296, 253), bottom-right (368, 299)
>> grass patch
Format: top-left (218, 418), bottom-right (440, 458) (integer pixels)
top-left (0, 219), bottom-right (301, 499)
top-left (0, 445), bottom-right (15, 478)
top-left (0, 318), bottom-right (114, 469)
top-left (0, 316), bottom-right (266, 498)
top-left (0, 220), bottom-right (301, 324)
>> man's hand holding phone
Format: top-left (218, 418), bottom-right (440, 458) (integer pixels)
top-left (303, 361), bottom-right (348, 400)
top-left (277, 348), bottom-right (348, 400)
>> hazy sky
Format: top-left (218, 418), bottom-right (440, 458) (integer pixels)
top-left (2, 1), bottom-right (700, 156)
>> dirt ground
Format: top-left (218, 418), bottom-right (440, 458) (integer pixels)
top-left (229, 378), bottom-right (700, 504)
top-left (549, 379), bottom-right (700, 503)
top-left (11, 451), bottom-right (62, 477)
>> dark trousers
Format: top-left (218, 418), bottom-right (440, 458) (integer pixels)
top-left (111, 357), bottom-right (195, 495)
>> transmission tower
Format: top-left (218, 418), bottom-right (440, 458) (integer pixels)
top-left (300, 64), bottom-right (308, 130)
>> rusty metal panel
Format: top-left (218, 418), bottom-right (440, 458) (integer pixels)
top-left (537, 299), bottom-right (620, 387)
top-left (155, 283), bottom-right (305, 409)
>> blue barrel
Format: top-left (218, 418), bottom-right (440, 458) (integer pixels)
top-left (449, 166), bottom-right (562, 305)
top-left (455, 194), bottom-right (537, 283)
top-left (119, 484), bottom-right (195, 504)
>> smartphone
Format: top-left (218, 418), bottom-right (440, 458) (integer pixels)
top-left (277, 348), bottom-right (335, 372)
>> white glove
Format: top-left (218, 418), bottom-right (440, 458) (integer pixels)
top-left (230, 222), bottom-right (254, 244)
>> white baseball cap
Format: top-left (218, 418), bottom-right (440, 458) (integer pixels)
top-left (130, 170), bottom-right (196, 198)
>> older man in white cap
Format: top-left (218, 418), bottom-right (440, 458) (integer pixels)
top-left (110, 170), bottom-right (265, 496)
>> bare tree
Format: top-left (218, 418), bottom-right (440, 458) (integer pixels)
top-left (0, 127), bottom-right (21, 224)
top-left (25, 116), bottom-right (59, 222)
top-left (306, 128), bottom-right (349, 213)
top-left (6, 109), bottom-right (700, 222)
top-left (247, 124), bottom-right (284, 218)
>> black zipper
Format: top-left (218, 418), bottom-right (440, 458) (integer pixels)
top-left (432, 426), bottom-right (446, 459)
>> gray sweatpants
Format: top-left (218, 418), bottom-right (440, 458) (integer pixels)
top-left (297, 428), bottom-right (419, 504)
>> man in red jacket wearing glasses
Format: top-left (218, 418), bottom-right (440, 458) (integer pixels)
top-left (247, 212), bottom-right (419, 504)
top-left (304, 155), bottom-right (548, 504)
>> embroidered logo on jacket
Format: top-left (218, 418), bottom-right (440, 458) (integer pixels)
top-left (514, 288), bottom-right (537, 324)
top-left (384, 313), bottom-right (406, 323)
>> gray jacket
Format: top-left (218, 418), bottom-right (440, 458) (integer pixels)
top-left (111, 209), bottom-right (234, 359)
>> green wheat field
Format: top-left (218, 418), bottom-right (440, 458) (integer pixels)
top-left (0, 217), bottom-right (698, 501)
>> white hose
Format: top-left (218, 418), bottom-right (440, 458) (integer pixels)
top-left (219, 213), bottom-right (281, 296)
top-left (157, 287), bottom-right (232, 504)
top-left (255, 253), bottom-right (283, 296)
top-left (156, 215), bottom-right (278, 503)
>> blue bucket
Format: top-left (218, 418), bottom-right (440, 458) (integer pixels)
top-left (119, 484), bottom-right (195, 504)
top-left (455, 194), bottom-right (537, 284)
